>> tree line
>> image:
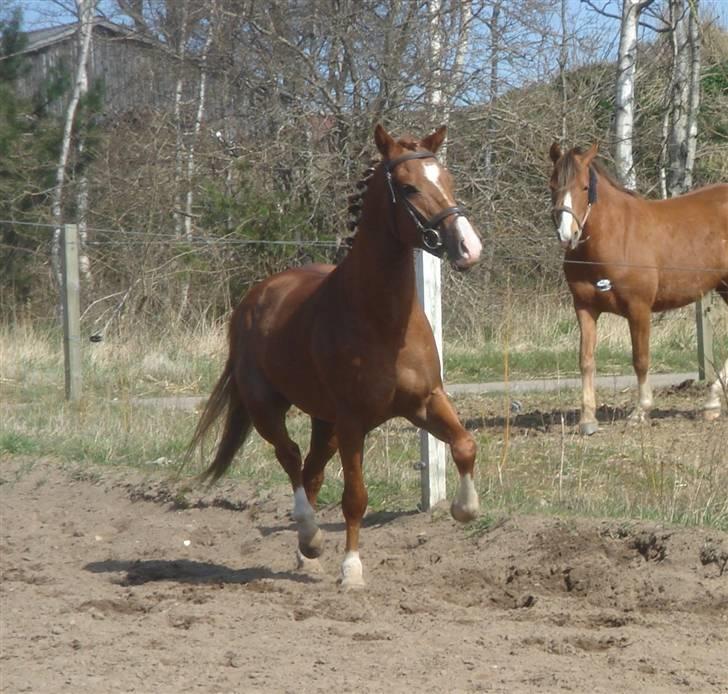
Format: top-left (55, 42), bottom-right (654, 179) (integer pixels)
top-left (1, 0), bottom-right (726, 328)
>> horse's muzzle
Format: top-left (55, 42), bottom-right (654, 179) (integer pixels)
top-left (450, 216), bottom-right (482, 270)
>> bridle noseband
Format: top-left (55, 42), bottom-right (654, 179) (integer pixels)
top-left (384, 151), bottom-right (467, 258)
top-left (552, 166), bottom-right (598, 240)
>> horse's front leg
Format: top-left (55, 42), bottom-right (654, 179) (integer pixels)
top-left (335, 419), bottom-right (368, 590)
top-left (576, 306), bottom-right (599, 435)
top-left (409, 390), bottom-right (479, 522)
top-left (627, 305), bottom-right (653, 422)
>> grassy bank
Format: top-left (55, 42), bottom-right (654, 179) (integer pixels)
top-left (2, 296), bottom-right (725, 402)
top-left (2, 300), bottom-right (726, 530)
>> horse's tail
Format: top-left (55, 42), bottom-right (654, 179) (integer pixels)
top-left (186, 359), bottom-right (252, 484)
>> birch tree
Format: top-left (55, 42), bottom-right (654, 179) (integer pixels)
top-left (613, 0), bottom-right (655, 189)
top-left (50, 0), bottom-right (96, 290)
top-left (663, 0), bottom-right (701, 197)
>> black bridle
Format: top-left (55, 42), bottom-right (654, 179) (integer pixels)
top-left (384, 151), bottom-right (467, 258)
top-left (551, 166), bottom-right (598, 239)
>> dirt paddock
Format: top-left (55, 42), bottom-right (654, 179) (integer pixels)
top-left (1, 450), bottom-right (727, 694)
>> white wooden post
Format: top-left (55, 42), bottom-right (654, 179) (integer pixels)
top-left (415, 249), bottom-right (447, 510)
top-left (62, 223), bottom-right (82, 402)
top-left (696, 294), bottom-right (715, 381)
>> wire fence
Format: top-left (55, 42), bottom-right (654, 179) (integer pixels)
top-left (1, 218), bottom-right (725, 382)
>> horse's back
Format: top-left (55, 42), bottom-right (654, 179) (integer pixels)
top-left (237, 263), bottom-right (335, 335)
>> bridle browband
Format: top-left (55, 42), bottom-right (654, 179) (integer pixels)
top-left (384, 150), bottom-right (467, 258)
top-left (552, 166), bottom-right (598, 239)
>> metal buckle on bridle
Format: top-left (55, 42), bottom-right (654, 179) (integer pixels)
top-left (422, 227), bottom-right (442, 250)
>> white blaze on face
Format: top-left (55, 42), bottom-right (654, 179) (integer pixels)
top-left (557, 191), bottom-right (575, 246)
top-left (423, 162), bottom-right (445, 193)
top-left (423, 161), bottom-right (481, 265)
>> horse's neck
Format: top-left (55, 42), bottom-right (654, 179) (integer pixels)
top-left (338, 178), bottom-right (417, 323)
top-left (585, 177), bottom-right (634, 245)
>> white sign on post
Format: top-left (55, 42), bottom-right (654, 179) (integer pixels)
top-left (414, 248), bottom-right (447, 510)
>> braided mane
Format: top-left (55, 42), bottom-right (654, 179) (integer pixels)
top-left (344, 156), bottom-right (379, 243)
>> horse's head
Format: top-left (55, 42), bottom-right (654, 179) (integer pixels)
top-left (373, 124), bottom-right (482, 270)
top-left (548, 142), bottom-right (599, 250)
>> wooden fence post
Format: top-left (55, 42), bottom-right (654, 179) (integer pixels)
top-left (62, 223), bottom-right (82, 402)
top-left (415, 249), bottom-right (447, 510)
top-left (696, 294), bottom-right (715, 382)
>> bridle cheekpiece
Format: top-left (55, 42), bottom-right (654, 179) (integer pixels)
top-left (384, 151), bottom-right (467, 258)
top-left (552, 166), bottom-right (598, 241)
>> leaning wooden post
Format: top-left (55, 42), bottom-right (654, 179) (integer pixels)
top-left (696, 293), bottom-right (715, 382)
top-left (62, 223), bottom-right (82, 402)
top-left (415, 249), bottom-right (447, 510)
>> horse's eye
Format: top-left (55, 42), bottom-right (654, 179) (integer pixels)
top-left (402, 184), bottom-right (418, 196)
top-left (583, 186), bottom-right (589, 191)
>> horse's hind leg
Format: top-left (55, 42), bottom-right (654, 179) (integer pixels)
top-left (303, 418), bottom-right (338, 507)
top-left (703, 286), bottom-right (728, 419)
top-left (292, 418), bottom-right (337, 569)
top-left (703, 358), bottom-right (728, 419)
top-left (247, 393), bottom-right (324, 561)
top-left (408, 390), bottom-right (479, 523)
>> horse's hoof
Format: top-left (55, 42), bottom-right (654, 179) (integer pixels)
top-left (338, 552), bottom-right (365, 590)
top-left (450, 500), bottom-right (479, 523)
top-left (579, 421), bottom-right (599, 436)
top-left (702, 407), bottom-right (721, 422)
top-left (296, 549), bottom-right (322, 573)
top-left (338, 575), bottom-right (366, 591)
top-left (627, 410), bottom-right (647, 425)
top-left (298, 527), bottom-right (324, 559)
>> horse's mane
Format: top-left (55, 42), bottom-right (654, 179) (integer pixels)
top-left (346, 136), bottom-right (426, 236)
top-left (558, 147), bottom-right (642, 198)
top-left (346, 156), bottom-right (379, 237)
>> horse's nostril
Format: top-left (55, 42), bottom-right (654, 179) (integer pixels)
top-left (459, 238), bottom-right (469, 258)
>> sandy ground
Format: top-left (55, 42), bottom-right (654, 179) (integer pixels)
top-left (1, 451), bottom-right (727, 694)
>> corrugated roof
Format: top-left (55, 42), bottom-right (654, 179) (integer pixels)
top-left (22, 19), bottom-right (147, 54)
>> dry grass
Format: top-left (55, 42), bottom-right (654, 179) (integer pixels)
top-left (2, 296), bottom-right (727, 530)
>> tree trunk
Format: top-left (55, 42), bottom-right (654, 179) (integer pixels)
top-left (173, 0), bottom-right (190, 238)
top-left (666, 0), bottom-right (701, 197)
top-left (51, 0), bottom-right (96, 293)
top-left (613, 0), bottom-right (641, 190)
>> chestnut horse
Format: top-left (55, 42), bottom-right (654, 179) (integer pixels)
top-left (189, 125), bottom-right (483, 588)
top-left (549, 142), bottom-right (728, 435)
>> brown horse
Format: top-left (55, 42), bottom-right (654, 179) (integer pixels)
top-left (549, 142), bottom-right (728, 435)
top-left (189, 124), bottom-right (483, 588)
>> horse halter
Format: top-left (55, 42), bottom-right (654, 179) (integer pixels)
top-left (552, 166), bottom-right (598, 237)
top-left (384, 151), bottom-right (467, 258)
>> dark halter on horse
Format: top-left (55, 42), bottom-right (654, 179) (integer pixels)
top-left (384, 151), bottom-right (467, 258)
top-left (552, 166), bottom-right (598, 238)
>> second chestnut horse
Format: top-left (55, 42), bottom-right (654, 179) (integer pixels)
top-left (549, 142), bottom-right (728, 434)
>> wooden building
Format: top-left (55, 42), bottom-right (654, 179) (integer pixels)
top-left (17, 19), bottom-right (226, 121)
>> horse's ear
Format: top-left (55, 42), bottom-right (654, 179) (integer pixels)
top-left (584, 142), bottom-right (599, 164)
top-left (549, 141), bottom-right (562, 163)
top-left (374, 124), bottom-right (395, 158)
top-left (421, 125), bottom-right (447, 153)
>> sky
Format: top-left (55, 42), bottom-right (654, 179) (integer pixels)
top-left (11, 0), bottom-right (728, 33)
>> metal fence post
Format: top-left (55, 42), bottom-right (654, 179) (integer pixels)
top-left (62, 223), bottom-right (82, 401)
